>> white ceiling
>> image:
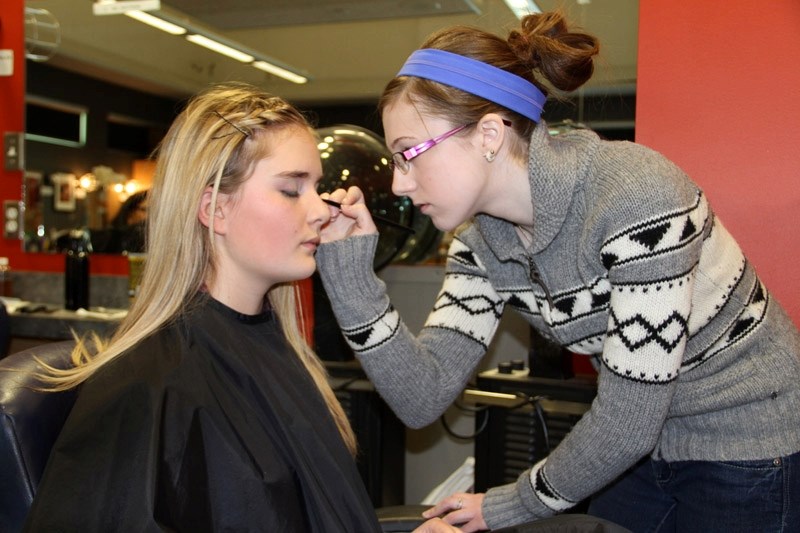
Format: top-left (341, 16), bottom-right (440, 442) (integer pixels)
top-left (23, 0), bottom-right (638, 104)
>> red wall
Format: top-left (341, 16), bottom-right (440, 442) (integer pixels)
top-left (636, 1), bottom-right (800, 326)
top-left (0, 0), bottom-right (27, 263)
top-left (0, 0), bottom-right (127, 275)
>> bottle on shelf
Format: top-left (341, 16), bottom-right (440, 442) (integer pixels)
top-left (65, 229), bottom-right (91, 311)
top-left (0, 257), bottom-right (13, 298)
top-left (127, 252), bottom-right (146, 306)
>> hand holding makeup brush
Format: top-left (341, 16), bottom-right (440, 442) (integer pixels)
top-left (320, 186), bottom-right (379, 242)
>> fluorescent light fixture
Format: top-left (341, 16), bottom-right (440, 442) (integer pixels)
top-left (97, 2), bottom-right (311, 83)
top-left (125, 10), bottom-right (185, 35)
top-left (503, 0), bottom-right (541, 18)
top-left (252, 61), bottom-right (308, 84)
top-left (94, 0), bottom-right (160, 16)
top-left (186, 34), bottom-right (254, 63)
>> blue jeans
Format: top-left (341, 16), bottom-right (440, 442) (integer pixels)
top-left (587, 451), bottom-right (800, 533)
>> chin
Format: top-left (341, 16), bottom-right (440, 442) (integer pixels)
top-left (275, 260), bottom-right (317, 286)
top-left (431, 216), bottom-right (461, 233)
top-left (297, 261), bottom-right (317, 280)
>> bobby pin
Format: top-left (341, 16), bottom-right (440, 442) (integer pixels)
top-left (211, 111), bottom-right (250, 139)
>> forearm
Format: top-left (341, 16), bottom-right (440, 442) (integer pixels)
top-left (316, 236), bottom-right (497, 427)
top-left (482, 371), bottom-right (675, 529)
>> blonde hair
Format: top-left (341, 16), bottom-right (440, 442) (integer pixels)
top-left (40, 82), bottom-right (357, 454)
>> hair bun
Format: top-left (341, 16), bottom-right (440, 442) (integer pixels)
top-left (508, 11), bottom-right (600, 92)
top-left (507, 29), bottom-right (541, 71)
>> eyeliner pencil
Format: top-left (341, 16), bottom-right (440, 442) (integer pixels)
top-left (322, 198), bottom-right (416, 234)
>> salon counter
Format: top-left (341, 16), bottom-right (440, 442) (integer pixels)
top-left (6, 304), bottom-right (126, 354)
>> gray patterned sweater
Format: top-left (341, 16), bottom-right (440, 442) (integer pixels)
top-left (316, 122), bottom-right (800, 530)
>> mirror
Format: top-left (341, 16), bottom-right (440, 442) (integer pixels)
top-left (22, 164), bottom-right (150, 254)
top-left (21, 59), bottom-right (173, 254)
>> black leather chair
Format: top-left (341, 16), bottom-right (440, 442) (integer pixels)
top-left (0, 302), bottom-right (11, 358)
top-left (0, 341), bottom-right (77, 533)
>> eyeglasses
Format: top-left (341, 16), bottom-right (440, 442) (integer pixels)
top-left (390, 123), bottom-right (471, 174)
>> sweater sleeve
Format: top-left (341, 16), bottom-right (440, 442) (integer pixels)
top-left (483, 168), bottom-right (708, 529)
top-left (315, 234), bottom-right (504, 428)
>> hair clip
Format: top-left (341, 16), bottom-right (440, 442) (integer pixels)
top-left (211, 111), bottom-right (250, 139)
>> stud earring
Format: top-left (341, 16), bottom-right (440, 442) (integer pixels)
top-left (484, 149), bottom-right (496, 162)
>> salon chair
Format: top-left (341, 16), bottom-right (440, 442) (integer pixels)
top-left (0, 302), bottom-right (11, 358)
top-left (0, 341), bottom-right (76, 532)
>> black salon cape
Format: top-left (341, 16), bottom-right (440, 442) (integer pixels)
top-left (24, 295), bottom-right (381, 532)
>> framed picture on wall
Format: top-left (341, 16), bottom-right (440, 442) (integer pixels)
top-left (51, 172), bottom-right (77, 212)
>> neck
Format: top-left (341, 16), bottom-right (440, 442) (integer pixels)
top-left (481, 155), bottom-right (533, 226)
top-left (206, 277), bottom-right (268, 315)
top-left (515, 223), bottom-right (535, 249)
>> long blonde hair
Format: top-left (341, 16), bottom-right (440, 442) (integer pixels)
top-left (40, 82), bottom-right (357, 454)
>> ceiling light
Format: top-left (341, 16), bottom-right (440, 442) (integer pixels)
top-left (186, 34), bottom-right (254, 63)
top-left (125, 10), bottom-right (185, 35)
top-left (503, 0), bottom-right (541, 19)
top-left (252, 61), bottom-right (307, 84)
top-left (93, 0), bottom-right (160, 16)
top-left (95, 2), bottom-right (311, 84)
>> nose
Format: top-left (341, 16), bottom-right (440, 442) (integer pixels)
top-left (308, 190), bottom-right (331, 227)
top-left (391, 168), bottom-right (417, 197)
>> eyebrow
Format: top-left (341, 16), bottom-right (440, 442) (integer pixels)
top-left (388, 135), bottom-right (415, 152)
top-left (275, 170), bottom-right (325, 186)
top-left (276, 170), bottom-right (311, 179)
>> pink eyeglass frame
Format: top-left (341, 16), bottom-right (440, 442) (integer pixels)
top-left (390, 119), bottom-right (512, 173)
top-left (390, 123), bottom-right (471, 173)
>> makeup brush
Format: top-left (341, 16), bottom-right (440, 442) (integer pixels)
top-left (322, 198), bottom-right (416, 234)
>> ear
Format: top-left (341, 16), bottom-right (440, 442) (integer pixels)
top-left (197, 186), bottom-right (229, 235)
top-left (477, 113), bottom-right (508, 158)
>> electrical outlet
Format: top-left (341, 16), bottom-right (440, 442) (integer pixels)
top-left (3, 132), bottom-right (25, 171)
top-left (0, 50), bottom-right (13, 76)
top-left (4, 200), bottom-right (21, 239)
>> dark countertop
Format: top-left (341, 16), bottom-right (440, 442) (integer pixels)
top-left (9, 306), bottom-right (126, 341)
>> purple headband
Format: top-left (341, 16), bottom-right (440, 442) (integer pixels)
top-left (396, 49), bottom-right (547, 123)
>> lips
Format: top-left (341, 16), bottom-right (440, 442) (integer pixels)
top-left (301, 236), bottom-right (321, 251)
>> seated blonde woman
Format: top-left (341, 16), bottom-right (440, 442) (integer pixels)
top-left (24, 82), bottom-right (381, 531)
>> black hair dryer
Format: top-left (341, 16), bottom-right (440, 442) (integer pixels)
top-left (65, 228), bottom-right (91, 311)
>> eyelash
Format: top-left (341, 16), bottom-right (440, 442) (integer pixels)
top-left (280, 177), bottom-right (321, 199)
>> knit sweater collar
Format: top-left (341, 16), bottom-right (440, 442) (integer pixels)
top-left (474, 121), bottom-right (599, 259)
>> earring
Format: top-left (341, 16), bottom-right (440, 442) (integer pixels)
top-left (484, 149), bottom-right (496, 162)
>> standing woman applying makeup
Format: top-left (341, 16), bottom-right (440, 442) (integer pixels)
top-left (317, 11), bottom-right (800, 533)
top-left (22, 82), bottom-right (381, 531)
